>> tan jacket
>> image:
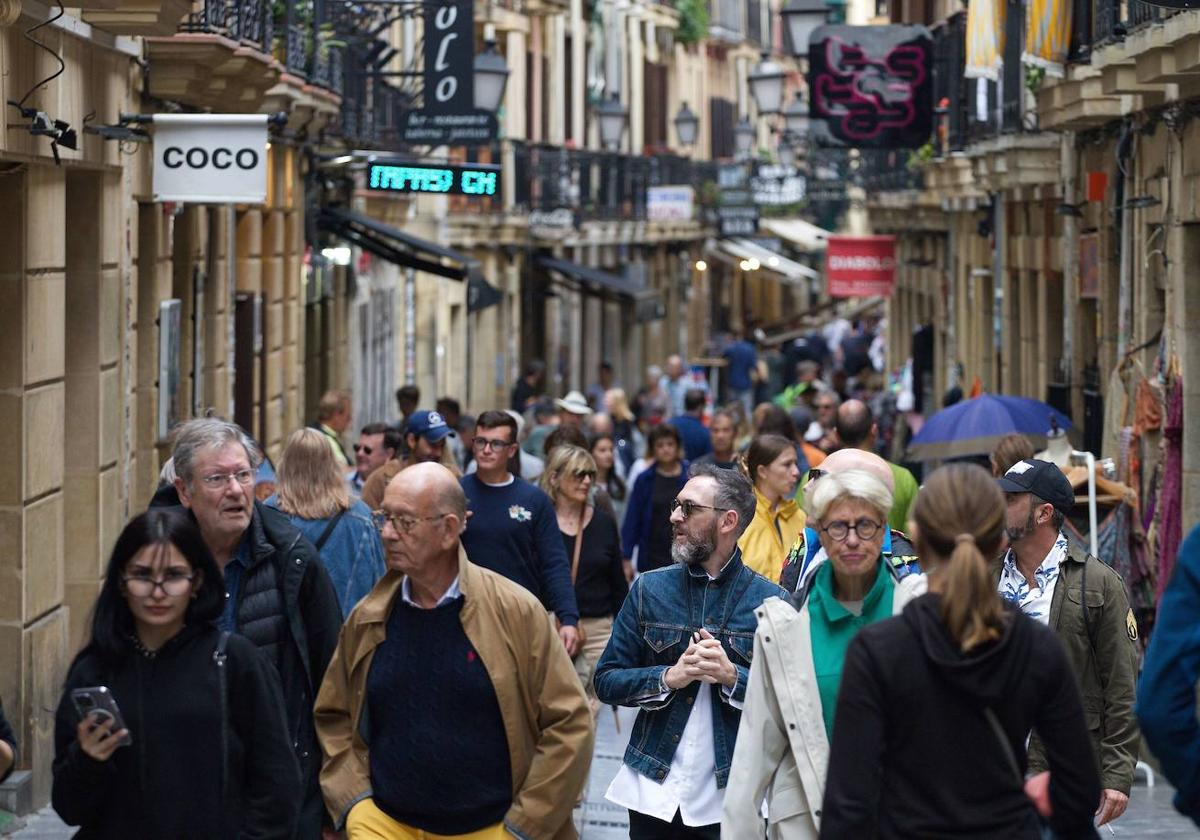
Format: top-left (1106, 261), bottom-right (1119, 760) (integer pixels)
top-left (722, 573), bottom-right (927, 840)
top-left (314, 547), bottom-right (595, 839)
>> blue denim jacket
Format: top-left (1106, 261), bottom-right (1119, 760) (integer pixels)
top-left (593, 548), bottom-right (786, 788)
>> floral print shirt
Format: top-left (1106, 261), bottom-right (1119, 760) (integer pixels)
top-left (998, 532), bottom-right (1069, 624)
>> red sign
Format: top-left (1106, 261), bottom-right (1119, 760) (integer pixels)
top-left (825, 235), bottom-right (897, 297)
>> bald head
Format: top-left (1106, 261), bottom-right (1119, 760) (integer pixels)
top-left (835, 399), bottom-right (875, 449)
top-left (820, 447), bottom-right (894, 491)
top-left (388, 461), bottom-right (467, 522)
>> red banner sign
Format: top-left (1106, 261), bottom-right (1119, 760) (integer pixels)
top-left (826, 235), bottom-right (897, 298)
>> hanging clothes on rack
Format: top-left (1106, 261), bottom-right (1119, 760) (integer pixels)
top-left (1156, 373), bottom-right (1184, 601)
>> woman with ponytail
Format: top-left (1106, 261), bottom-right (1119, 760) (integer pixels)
top-left (820, 463), bottom-right (1101, 839)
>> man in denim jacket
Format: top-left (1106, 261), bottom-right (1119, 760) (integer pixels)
top-left (595, 463), bottom-right (786, 839)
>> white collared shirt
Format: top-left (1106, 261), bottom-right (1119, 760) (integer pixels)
top-left (604, 561), bottom-right (742, 827)
top-left (400, 575), bottom-right (461, 609)
top-left (998, 532), bottom-right (1069, 624)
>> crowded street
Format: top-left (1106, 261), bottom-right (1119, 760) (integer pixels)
top-left (6, 0), bottom-right (1200, 834)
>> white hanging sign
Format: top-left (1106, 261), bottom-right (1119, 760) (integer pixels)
top-left (152, 114), bottom-right (269, 203)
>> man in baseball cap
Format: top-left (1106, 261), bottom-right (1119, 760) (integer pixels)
top-left (992, 458), bottom-right (1139, 828)
top-left (361, 410), bottom-right (459, 509)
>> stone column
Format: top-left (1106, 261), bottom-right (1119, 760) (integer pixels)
top-left (0, 164), bottom-right (71, 809)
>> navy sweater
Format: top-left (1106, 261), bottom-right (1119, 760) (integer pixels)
top-left (460, 475), bottom-right (580, 625)
top-left (367, 598), bottom-right (512, 833)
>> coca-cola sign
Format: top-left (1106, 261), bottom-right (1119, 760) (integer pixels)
top-left (826, 235), bottom-right (896, 297)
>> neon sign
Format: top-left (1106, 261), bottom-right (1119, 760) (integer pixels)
top-left (808, 25), bottom-right (933, 149)
top-left (367, 162), bottom-right (500, 196)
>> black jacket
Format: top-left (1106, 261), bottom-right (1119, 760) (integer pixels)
top-left (52, 624), bottom-right (301, 838)
top-left (148, 495), bottom-right (342, 837)
top-left (821, 594), bottom-right (1101, 839)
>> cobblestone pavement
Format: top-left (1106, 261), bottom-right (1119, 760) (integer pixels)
top-left (8, 705), bottom-right (1198, 838)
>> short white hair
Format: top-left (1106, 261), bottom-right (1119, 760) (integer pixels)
top-left (807, 469), bottom-right (893, 524)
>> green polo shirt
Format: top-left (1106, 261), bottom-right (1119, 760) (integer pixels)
top-left (809, 559), bottom-right (894, 740)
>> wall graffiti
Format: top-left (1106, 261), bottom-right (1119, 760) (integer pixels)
top-left (807, 24), bottom-right (933, 149)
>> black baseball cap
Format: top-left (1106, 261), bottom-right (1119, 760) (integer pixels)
top-left (996, 459), bottom-right (1076, 513)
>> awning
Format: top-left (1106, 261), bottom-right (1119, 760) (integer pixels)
top-left (712, 239), bottom-right (817, 285)
top-left (730, 239), bottom-right (820, 282)
top-left (318, 207), bottom-right (501, 311)
top-left (320, 208), bottom-right (472, 280)
top-left (760, 219), bottom-right (832, 253)
top-left (537, 256), bottom-right (644, 298)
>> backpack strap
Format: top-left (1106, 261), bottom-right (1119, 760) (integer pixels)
top-left (313, 509), bottom-right (347, 551)
top-left (214, 631), bottom-right (231, 808)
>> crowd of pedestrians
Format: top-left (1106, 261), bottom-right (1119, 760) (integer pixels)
top-left (26, 338), bottom-right (1200, 840)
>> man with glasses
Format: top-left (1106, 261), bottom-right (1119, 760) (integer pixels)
top-left (167, 417), bottom-right (341, 839)
top-left (316, 463), bottom-right (593, 839)
top-left (459, 410), bottom-right (582, 658)
top-left (595, 464), bottom-right (786, 839)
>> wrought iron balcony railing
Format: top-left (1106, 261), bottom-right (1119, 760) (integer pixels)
top-left (178, 0), bottom-right (346, 94)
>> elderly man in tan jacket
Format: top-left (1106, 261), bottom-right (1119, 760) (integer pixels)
top-left (315, 462), bottom-right (594, 840)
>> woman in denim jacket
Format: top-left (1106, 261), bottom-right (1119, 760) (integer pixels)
top-left (269, 428), bottom-right (387, 617)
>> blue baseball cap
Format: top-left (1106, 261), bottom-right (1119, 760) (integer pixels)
top-left (405, 410), bottom-right (453, 443)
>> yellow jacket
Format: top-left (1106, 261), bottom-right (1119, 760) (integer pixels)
top-left (737, 487), bottom-right (806, 583)
top-left (314, 547), bottom-right (594, 838)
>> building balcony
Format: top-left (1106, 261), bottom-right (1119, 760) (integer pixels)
top-left (139, 0), bottom-right (345, 112)
top-left (446, 142), bottom-right (714, 247)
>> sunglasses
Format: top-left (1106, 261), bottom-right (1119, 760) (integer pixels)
top-left (670, 498), bottom-right (730, 519)
top-left (807, 468), bottom-right (826, 483)
top-left (570, 469), bottom-right (597, 482)
top-left (353, 444), bottom-right (374, 455)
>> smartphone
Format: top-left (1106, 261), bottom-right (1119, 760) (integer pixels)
top-left (71, 686), bottom-right (133, 747)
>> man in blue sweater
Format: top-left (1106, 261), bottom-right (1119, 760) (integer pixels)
top-left (1138, 522), bottom-right (1200, 828)
top-left (672, 389), bottom-right (712, 463)
top-left (460, 410), bottom-right (581, 658)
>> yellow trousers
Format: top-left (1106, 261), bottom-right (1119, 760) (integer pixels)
top-left (346, 798), bottom-right (508, 840)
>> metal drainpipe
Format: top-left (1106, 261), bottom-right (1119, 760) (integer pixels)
top-left (1061, 133), bottom-right (1078, 398)
top-left (1115, 121), bottom-right (1134, 360)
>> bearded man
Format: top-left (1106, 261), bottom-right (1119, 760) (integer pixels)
top-left (594, 464), bottom-right (786, 839)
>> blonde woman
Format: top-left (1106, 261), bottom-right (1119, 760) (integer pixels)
top-left (605, 387), bottom-right (645, 475)
top-left (269, 428), bottom-right (386, 617)
top-left (539, 444), bottom-right (628, 712)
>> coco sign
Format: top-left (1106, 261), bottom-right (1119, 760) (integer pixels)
top-left (152, 114), bottom-right (268, 203)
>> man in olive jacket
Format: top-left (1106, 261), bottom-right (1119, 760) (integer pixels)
top-left (993, 459), bottom-right (1139, 827)
top-left (315, 463), bottom-right (594, 839)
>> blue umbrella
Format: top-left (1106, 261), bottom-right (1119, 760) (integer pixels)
top-left (906, 394), bottom-right (1072, 461)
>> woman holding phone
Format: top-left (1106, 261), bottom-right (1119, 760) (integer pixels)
top-left (52, 509), bottom-right (301, 838)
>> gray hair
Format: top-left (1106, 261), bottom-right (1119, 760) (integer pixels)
top-left (688, 462), bottom-right (756, 538)
top-left (807, 469), bottom-right (893, 524)
top-left (158, 456), bottom-right (177, 486)
top-left (171, 418), bottom-right (261, 483)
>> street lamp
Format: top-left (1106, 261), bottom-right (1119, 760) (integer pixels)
top-left (473, 39), bottom-right (510, 113)
top-left (747, 51), bottom-right (787, 115)
top-left (674, 101), bottom-right (699, 147)
top-left (783, 96), bottom-right (810, 137)
top-left (778, 136), bottom-right (796, 169)
top-left (781, 0), bottom-right (829, 57)
top-left (734, 115), bottom-right (756, 158)
top-left (597, 92), bottom-right (629, 150)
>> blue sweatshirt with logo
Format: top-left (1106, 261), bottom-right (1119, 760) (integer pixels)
top-left (459, 474), bottom-right (579, 625)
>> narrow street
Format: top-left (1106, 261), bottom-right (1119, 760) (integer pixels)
top-left (8, 700), bottom-right (1197, 838)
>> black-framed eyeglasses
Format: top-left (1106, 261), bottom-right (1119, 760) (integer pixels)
top-left (473, 436), bottom-right (515, 452)
top-left (807, 468), bottom-right (827, 484)
top-left (371, 510), bottom-right (449, 534)
top-left (819, 518), bottom-right (883, 542)
top-left (670, 498), bottom-right (730, 519)
top-left (123, 571), bottom-right (196, 597)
